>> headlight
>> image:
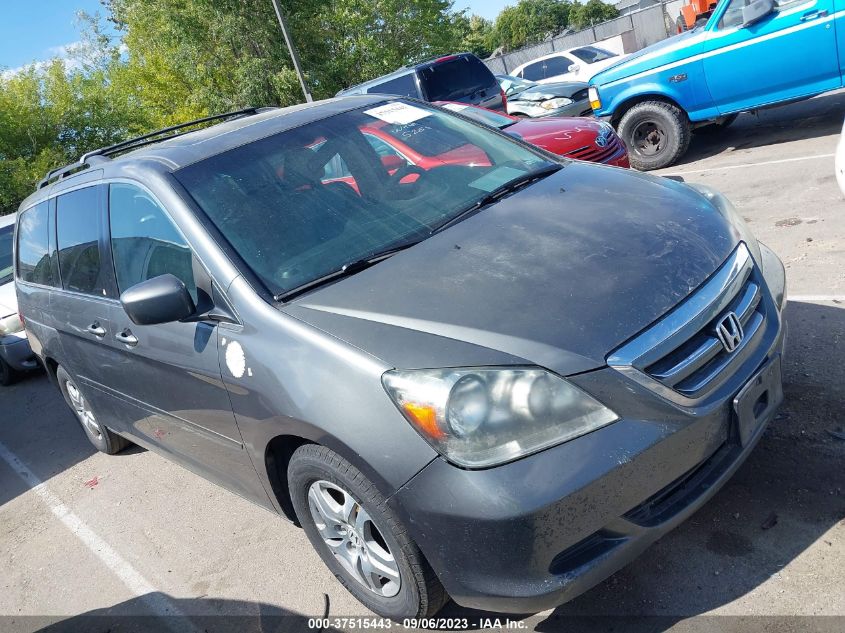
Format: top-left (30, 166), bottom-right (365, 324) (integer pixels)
top-left (382, 367), bottom-right (618, 468)
top-left (540, 97), bottom-right (573, 110)
top-left (0, 313), bottom-right (23, 336)
top-left (686, 183), bottom-right (762, 265)
top-left (588, 87), bottom-right (601, 110)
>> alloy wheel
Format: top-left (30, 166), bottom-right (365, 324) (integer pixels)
top-left (65, 380), bottom-right (102, 440)
top-left (307, 480), bottom-right (401, 597)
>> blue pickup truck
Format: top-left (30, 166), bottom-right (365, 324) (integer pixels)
top-left (588, 0), bottom-right (844, 169)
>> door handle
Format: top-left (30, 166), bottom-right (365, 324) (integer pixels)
top-left (86, 323), bottom-right (106, 337)
top-left (801, 9), bottom-right (828, 21)
top-left (115, 329), bottom-right (139, 347)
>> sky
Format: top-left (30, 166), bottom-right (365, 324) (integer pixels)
top-left (0, 0), bottom-right (513, 72)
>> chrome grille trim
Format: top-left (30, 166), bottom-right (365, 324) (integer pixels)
top-left (608, 243), bottom-right (769, 403)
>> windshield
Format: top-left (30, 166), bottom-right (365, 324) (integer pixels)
top-left (497, 75), bottom-right (536, 96)
top-left (175, 100), bottom-right (556, 297)
top-left (0, 224), bottom-right (13, 284)
top-left (438, 103), bottom-right (515, 129)
top-left (569, 46), bottom-right (617, 64)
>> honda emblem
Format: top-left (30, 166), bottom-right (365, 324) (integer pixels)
top-left (715, 312), bottom-right (744, 353)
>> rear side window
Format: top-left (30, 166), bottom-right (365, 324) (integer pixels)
top-left (109, 184), bottom-right (197, 302)
top-left (367, 73), bottom-right (419, 98)
top-left (569, 47), bottom-right (616, 64)
top-left (419, 55), bottom-right (496, 101)
top-left (16, 202), bottom-right (54, 286)
top-left (56, 187), bottom-right (109, 296)
top-left (0, 223), bottom-right (15, 284)
top-left (543, 56), bottom-right (574, 77)
top-left (520, 61), bottom-right (545, 82)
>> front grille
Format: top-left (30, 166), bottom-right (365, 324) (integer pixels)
top-left (609, 243), bottom-right (774, 401)
top-left (564, 134), bottom-right (624, 164)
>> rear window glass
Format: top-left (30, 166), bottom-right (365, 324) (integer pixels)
top-left (520, 61), bottom-right (545, 82)
top-left (367, 73), bottom-right (419, 98)
top-left (419, 55), bottom-right (495, 101)
top-left (569, 46), bottom-right (617, 64)
top-left (57, 187), bottom-right (109, 296)
top-left (16, 202), bottom-right (54, 286)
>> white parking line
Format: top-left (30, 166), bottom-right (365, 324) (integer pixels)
top-left (665, 153), bottom-right (836, 176)
top-left (0, 440), bottom-right (197, 632)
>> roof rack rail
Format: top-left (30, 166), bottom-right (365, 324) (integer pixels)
top-left (37, 107), bottom-right (274, 190)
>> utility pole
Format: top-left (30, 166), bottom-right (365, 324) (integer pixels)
top-left (269, 0), bottom-right (313, 102)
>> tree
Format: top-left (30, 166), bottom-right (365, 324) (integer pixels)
top-left (569, 0), bottom-right (620, 30)
top-left (492, 0), bottom-right (573, 51)
top-left (456, 13), bottom-right (496, 59)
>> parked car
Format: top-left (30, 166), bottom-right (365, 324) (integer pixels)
top-left (497, 74), bottom-right (593, 118)
top-left (337, 52), bottom-right (506, 111)
top-left (589, 0), bottom-right (845, 169)
top-left (511, 46), bottom-right (626, 85)
top-left (0, 213), bottom-right (38, 385)
top-left (437, 102), bottom-right (629, 167)
top-left (16, 97), bottom-right (786, 620)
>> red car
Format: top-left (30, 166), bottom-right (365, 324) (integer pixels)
top-left (436, 101), bottom-right (629, 168)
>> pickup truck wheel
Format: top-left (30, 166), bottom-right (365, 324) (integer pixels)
top-left (618, 101), bottom-right (691, 170)
top-left (694, 113), bottom-right (739, 135)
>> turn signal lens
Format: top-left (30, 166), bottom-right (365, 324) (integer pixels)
top-left (402, 402), bottom-right (445, 440)
top-left (588, 86), bottom-right (601, 111)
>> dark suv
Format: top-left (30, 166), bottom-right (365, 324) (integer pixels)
top-left (337, 52), bottom-right (506, 111)
top-left (15, 97), bottom-right (786, 620)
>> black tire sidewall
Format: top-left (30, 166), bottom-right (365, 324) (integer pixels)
top-left (0, 358), bottom-right (16, 386)
top-left (56, 366), bottom-right (112, 453)
top-left (288, 447), bottom-right (429, 620)
top-left (619, 102), bottom-right (690, 170)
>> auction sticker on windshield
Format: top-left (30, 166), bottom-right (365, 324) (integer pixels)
top-left (364, 102), bottom-right (431, 125)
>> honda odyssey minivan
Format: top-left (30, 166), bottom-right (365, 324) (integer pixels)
top-left (15, 97), bottom-right (786, 620)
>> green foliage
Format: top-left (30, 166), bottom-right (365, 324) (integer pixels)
top-left (492, 0), bottom-right (573, 52)
top-left (570, 0), bottom-right (620, 29)
top-left (456, 13), bottom-right (496, 59)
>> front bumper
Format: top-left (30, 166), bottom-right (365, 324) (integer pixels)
top-left (392, 245), bottom-right (786, 614)
top-left (0, 333), bottom-right (38, 372)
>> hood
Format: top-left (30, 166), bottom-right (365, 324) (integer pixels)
top-left (284, 164), bottom-right (741, 376)
top-left (590, 30), bottom-right (706, 86)
top-left (515, 81), bottom-right (588, 102)
top-left (506, 116), bottom-right (603, 149)
top-left (0, 281), bottom-right (18, 317)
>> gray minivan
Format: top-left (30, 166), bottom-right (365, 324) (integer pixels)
top-left (337, 52), bottom-right (507, 112)
top-left (15, 97), bottom-right (786, 620)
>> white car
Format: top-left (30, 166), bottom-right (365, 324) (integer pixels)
top-left (837, 118), bottom-right (845, 197)
top-left (0, 213), bottom-right (38, 385)
top-left (511, 45), bottom-right (627, 85)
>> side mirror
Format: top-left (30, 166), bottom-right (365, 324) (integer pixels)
top-left (380, 154), bottom-right (407, 171)
top-left (568, 64), bottom-right (581, 74)
top-left (120, 274), bottom-right (196, 326)
top-left (742, 0), bottom-right (774, 27)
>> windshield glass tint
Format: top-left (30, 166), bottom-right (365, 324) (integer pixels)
top-left (570, 46), bottom-right (616, 64)
top-left (175, 100), bottom-right (554, 297)
top-left (440, 103), bottom-right (514, 129)
top-left (0, 224), bottom-right (13, 281)
top-left (420, 56), bottom-right (494, 101)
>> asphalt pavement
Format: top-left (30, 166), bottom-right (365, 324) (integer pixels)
top-left (1, 91), bottom-right (844, 633)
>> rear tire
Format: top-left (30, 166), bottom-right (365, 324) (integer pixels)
top-left (618, 100), bottom-right (691, 170)
top-left (288, 444), bottom-right (448, 620)
top-left (56, 366), bottom-right (129, 454)
top-left (694, 113), bottom-right (739, 135)
top-left (0, 358), bottom-right (18, 386)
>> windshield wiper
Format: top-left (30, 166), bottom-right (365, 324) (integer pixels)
top-left (430, 163), bottom-right (562, 235)
top-left (274, 240), bottom-right (423, 302)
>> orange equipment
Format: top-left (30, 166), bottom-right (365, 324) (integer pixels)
top-left (677, 0), bottom-right (718, 32)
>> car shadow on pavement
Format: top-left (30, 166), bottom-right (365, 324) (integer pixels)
top-left (442, 300), bottom-right (845, 630)
top-left (669, 90), bottom-right (845, 170)
top-left (9, 592), bottom-right (343, 633)
top-left (0, 371), bottom-right (146, 510)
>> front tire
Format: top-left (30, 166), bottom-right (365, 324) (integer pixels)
top-left (56, 366), bottom-right (129, 454)
top-left (0, 358), bottom-right (18, 386)
top-left (618, 100), bottom-right (691, 170)
top-left (288, 444), bottom-right (448, 620)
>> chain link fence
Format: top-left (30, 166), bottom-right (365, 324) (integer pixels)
top-left (484, 2), bottom-right (683, 76)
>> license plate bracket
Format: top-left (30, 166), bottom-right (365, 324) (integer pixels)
top-left (733, 356), bottom-right (784, 446)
